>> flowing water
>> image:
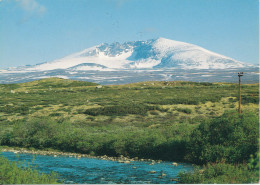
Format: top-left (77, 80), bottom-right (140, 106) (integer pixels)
top-left (1, 152), bottom-right (193, 184)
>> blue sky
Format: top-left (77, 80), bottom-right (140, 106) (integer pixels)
top-left (0, 0), bottom-right (259, 69)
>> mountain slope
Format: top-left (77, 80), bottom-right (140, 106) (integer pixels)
top-left (8, 37), bottom-right (253, 71)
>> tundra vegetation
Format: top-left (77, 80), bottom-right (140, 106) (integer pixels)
top-left (0, 77), bottom-right (259, 183)
top-left (0, 153), bottom-right (59, 184)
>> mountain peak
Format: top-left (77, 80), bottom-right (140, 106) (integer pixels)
top-left (10, 37), bottom-right (252, 71)
top-left (154, 37), bottom-right (176, 42)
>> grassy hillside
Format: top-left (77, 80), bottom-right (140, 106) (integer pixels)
top-left (0, 78), bottom-right (258, 124)
top-left (0, 77), bottom-right (259, 183)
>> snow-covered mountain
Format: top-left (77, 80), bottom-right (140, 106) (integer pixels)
top-left (5, 37), bottom-right (254, 72)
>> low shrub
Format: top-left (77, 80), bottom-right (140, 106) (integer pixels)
top-left (147, 98), bottom-right (200, 105)
top-left (177, 161), bottom-right (259, 184)
top-left (191, 116), bottom-right (206, 124)
top-left (84, 104), bottom-right (162, 116)
top-left (228, 97), bottom-right (236, 103)
top-left (185, 111), bottom-right (259, 164)
top-left (1, 105), bottom-right (29, 115)
top-left (242, 95), bottom-right (259, 104)
top-left (0, 155), bottom-right (59, 184)
top-left (176, 108), bottom-right (192, 114)
top-left (150, 110), bottom-right (160, 115)
top-left (229, 104), bottom-right (235, 108)
top-left (49, 113), bottom-right (62, 117)
top-left (0, 118), bottom-right (193, 161)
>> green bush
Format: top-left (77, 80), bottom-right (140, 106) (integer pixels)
top-left (148, 98), bottom-right (200, 105)
top-left (185, 111), bottom-right (259, 164)
top-left (150, 110), bottom-right (160, 115)
top-left (228, 97), bottom-right (236, 103)
top-left (1, 104), bottom-right (29, 115)
top-left (242, 95), bottom-right (259, 104)
top-left (176, 108), bottom-right (192, 114)
top-left (49, 113), bottom-right (62, 117)
top-left (0, 118), bottom-right (193, 161)
top-left (247, 152), bottom-right (259, 177)
top-left (177, 161), bottom-right (259, 184)
top-left (0, 155), bottom-right (59, 184)
top-left (84, 104), bottom-right (162, 116)
top-left (190, 116), bottom-right (206, 124)
top-left (229, 104), bottom-right (235, 108)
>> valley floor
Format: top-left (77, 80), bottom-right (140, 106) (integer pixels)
top-left (0, 78), bottom-right (259, 183)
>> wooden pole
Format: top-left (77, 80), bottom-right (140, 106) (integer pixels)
top-left (238, 72), bottom-right (243, 114)
top-left (238, 75), bottom-right (241, 114)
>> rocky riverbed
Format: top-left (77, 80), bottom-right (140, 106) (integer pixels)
top-left (1, 147), bottom-right (173, 165)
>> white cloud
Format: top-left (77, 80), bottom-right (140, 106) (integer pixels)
top-left (15, 0), bottom-right (46, 14)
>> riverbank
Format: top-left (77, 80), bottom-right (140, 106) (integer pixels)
top-left (1, 150), bottom-right (192, 184)
top-left (0, 146), bottom-right (172, 165)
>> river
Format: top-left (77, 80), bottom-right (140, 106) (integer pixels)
top-left (1, 151), bottom-right (193, 184)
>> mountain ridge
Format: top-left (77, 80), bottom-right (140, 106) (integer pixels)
top-left (4, 37), bottom-right (254, 72)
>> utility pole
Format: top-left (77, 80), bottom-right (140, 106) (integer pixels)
top-left (238, 72), bottom-right (243, 114)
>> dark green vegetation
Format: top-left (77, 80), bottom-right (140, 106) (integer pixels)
top-left (0, 154), bottom-right (59, 184)
top-left (178, 154), bottom-right (259, 183)
top-left (1, 118), bottom-right (192, 161)
top-left (0, 78), bottom-right (259, 183)
top-left (185, 111), bottom-right (259, 164)
top-left (177, 112), bottom-right (259, 183)
top-left (84, 104), bottom-right (166, 116)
